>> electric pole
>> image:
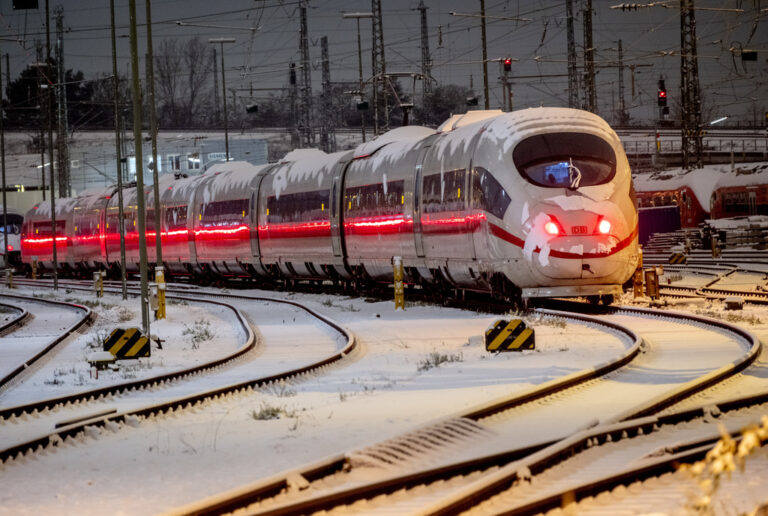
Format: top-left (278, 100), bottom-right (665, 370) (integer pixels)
top-left (480, 0), bottom-right (490, 110)
top-left (371, 0), bottom-right (388, 134)
top-left (680, 0), bottom-right (703, 170)
top-left (566, 0), bottom-right (579, 108)
top-left (299, 2), bottom-right (313, 147)
top-left (319, 36), bottom-right (335, 154)
top-left (582, 0), bottom-right (596, 113)
top-left (55, 6), bottom-right (69, 198)
top-left (45, 0), bottom-right (58, 290)
top-left (128, 0), bottom-right (150, 334)
top-left (212, 47), bottom-right (219, 125)
top-left (145, 0), bottom-right (162, 270)
top-left (110, 0), bottom-right (127, 300)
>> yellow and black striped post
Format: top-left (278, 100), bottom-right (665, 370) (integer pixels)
top-left (5, 269), bottom-right (13, 289)
top-left (668, 252), bottom-right (687, 265)
top-left (103, 328), bottom-right (150, 359)
top-left (31, 259), bottom-right (37, 280)
top-left (485, 319), bottom-right (535, 352)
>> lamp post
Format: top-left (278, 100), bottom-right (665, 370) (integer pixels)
top-left (209, 38), bottom-right (236, 162)
top-left (342, 12), bottom-right (372, 143)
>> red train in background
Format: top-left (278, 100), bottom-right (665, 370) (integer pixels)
top-left (634, 163), bottom-right (768, 228)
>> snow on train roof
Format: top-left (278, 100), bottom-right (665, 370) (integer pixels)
top-left (272, 149), bottom-right (349, 199)
top-left (633, 161), bottom-right (768, 214)
top-left (353, 126), bottom-right (435, 159)
top-left (436, 110), bottom-right (503, 132)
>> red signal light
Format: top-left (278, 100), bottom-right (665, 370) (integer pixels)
top-left (503, 58), bottom-right (512, 72)
top-left (6, 245), bottom-right (13, 251)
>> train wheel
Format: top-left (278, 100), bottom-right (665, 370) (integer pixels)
top-left (600, 294), bottom-right (615, 305)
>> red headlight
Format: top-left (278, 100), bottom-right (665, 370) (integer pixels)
top-left (544, 219), bottom-right (561, 236)
top-left (597, 219), bottom-right (611, 235)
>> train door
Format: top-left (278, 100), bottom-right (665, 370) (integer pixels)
top-left (413, 146), bottom-right (429, 257)
top-left (330, 159), bottom-right (351, 258)
top-left (249, 174), bottom-right (267, 260)
top-left (748, 190), bottom-right (757, 216)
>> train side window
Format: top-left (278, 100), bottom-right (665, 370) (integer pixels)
top-left (423, 169), bottom-right (465, 213)
top-left (472, 167), bottom-right (511, 220)
top-left (513, 132), bottom-right (616, 188)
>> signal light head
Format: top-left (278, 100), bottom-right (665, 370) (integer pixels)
top-left (597, 219), bottom-right (611, 235)
top-left (6, 245), bottom-right (13, 251)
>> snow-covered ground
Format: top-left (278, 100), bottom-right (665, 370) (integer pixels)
top-left (0, 284), bottom-right (766, 515)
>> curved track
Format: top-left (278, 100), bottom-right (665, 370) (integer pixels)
top-left (0, 284), bottom-right (355, 467)
top-left (170, 303), bottom-right (759, 516)
top-left (0, 294), bottom-right (91, 393)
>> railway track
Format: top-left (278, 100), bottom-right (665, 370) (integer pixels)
top-left (0, 293), bottom-right (92, 393)
top-left (169, 303), bottom-right (760, 515)
top-left (0, 281), bottom-right (355, 467)
top-left (0, 300), bottom-right (29, 337)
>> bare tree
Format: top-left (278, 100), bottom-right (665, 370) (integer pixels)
top-left (154, 37), bottom-right (212, 128)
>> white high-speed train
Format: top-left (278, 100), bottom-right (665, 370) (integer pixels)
top-left (21, 108), bottom-right (639, 303)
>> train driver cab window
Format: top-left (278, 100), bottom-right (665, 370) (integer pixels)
top-left (512, 132), bottom-right (616, 189)
top-left (0, 214), bottom-right (22, 234)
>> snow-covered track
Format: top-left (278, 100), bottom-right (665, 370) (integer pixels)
top-left (0, 301), bottom-right (29, 338)
top-left (0, 293), bottom-right (91, 393)
top-left (424, 397), bottom-right (768, 516)
top-left (0, 287), bottom-right (355, 467)
top-left (169, 304), bottom-right (759, 516)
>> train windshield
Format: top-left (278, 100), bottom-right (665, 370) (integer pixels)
top-left (0, 214), bottom-right (22, 234)
top-left (513, 132), bottom-right (616, 189)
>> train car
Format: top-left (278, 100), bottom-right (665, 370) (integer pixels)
top-left (20, 198), bottom-right (78, 271)
top-left (634, 162), bottom-right (768, 228)
top-left (0, 206), bottom-right (23, 268)
top-left (21, 108), bottom-right (639, 304)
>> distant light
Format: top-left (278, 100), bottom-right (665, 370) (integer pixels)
top-left (6, 245), bottom-right (13, 251)
top-left (709, 116), bottom-right (728, 125)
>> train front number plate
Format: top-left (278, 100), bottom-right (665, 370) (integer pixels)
top-left (571, 225), bottom-right (588, 234)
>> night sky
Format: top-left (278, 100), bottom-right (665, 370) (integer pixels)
top-left (0, 0), bottom-right (765, 125)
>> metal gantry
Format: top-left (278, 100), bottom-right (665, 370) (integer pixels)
top-left (582, 0), bottom-right (596, 113)
top-left (371, 0), bottom-right (388, 135)
top-left (418, 0), bottom-right (432, 101)
top-left (54, 5), bottom-right (69, 198)
top-left (566, 0), bottom-right (579, 109)
top-left (299, 3), bottom-right (314, 148)
top-left (680, 0), bottom-right (703, 169)
top-left (319, 36), bottom-right (336, 154)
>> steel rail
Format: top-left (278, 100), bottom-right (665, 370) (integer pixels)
top-left (171, 304), bottom-right (760, 516)
top-left (0, 293), bottom-right (92, 392)
top-left (0, 293), bottom-right (253, 420)
top-left (0, 301), bottom-right (29, 338)
top-left (0, 288), bottom-right (355, 466)
top-left (168, 307), bottom-right (642, 516)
